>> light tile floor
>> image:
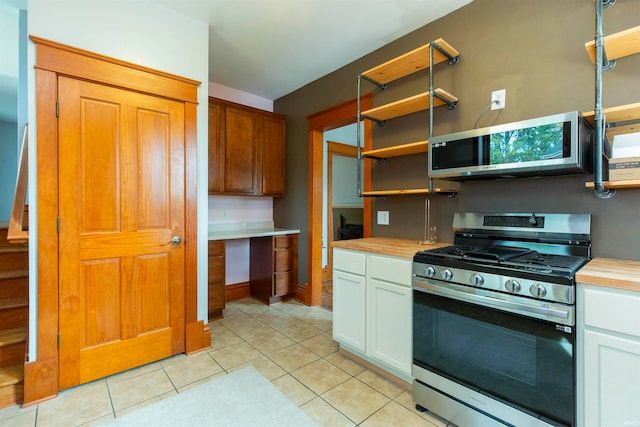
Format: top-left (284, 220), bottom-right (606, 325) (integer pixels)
top-left (0, 297), bottom-right (451, 427)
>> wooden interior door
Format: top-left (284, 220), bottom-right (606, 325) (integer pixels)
top-left (57, 76), bottom-right (186, 389)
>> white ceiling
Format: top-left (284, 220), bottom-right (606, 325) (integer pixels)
top-left (150, 0), bottom-right (473, 100)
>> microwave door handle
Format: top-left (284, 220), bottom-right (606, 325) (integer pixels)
top-left (413, 279), bottom-right (572, 324)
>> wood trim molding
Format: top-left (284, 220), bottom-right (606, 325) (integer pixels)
top-left (307, 95), bottom-right (373, 306)
top-left (22, 357), bottom-right (58, 406)
top-left (30, 36), bottom-right (199, 103)
top-left (26, 68), bottom-right (60, 405)
top-left (295, 285), bottom-right (306, 304)
top-left (225, 282), bottom-right (251, 301)
top-left (184, 102), bottom-right (198, 326)
top-left (185, 321), bottom-right (211, 354)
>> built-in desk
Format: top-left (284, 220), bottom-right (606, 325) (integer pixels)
top-left (207, 223), bottom-right (300, 315)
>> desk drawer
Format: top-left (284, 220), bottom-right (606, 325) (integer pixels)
top-left (274, 271), bottom-right (293, 296)
top-left (275, 234), bottom-right (294, 249)
top-left (275, 248), bottom-right (293, 272)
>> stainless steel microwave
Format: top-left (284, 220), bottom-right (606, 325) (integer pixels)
top-left (428, 111), bottom-right (593, 181)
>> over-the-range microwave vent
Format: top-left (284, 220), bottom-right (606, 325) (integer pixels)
top-left (428, 111), bottom-right (593, 181)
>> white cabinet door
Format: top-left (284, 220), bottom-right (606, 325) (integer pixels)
top-left (367, 278), bottom-right (412, 375)
top-left (333, 269), bottom-right (366, 352)
top-left (584, 329), bottom-right (640, 427)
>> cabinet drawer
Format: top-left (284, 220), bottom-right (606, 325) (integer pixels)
top-left (208, 256), bottom-right (225, 283)
top-left (368, 255), bottom-right (411, 286)
top-left (275, 248), bottom-right (293, 272)
top-left (274, 234), bottom-right (293, 249)
top-left (334, 249), bottom-right (366, 276)
top-left (208, 240), bottom-right (225, 255)
top-left (274, 271), bottom-right (293, 296)
top-left (584, 286), bottom-right (640, 337)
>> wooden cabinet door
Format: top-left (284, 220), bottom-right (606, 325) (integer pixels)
top-left (224, 107), bottom-right (258, 194)
top-left (261, 115), bottom-right (285, 196)
top-left (208, 101), bottom-right (223, 193)
top-left (208, 241), bottom-right (225, 319)
top-left (57, 76), bottom-right (186, 389)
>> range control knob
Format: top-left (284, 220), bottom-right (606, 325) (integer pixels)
top-left (470, 273), bottom-right (484, 286)
top-left (425, 266), bottom-right (436, 277)
top-left (505, 279), bottom-right (521, 293)
top-left (530, 284), bottom-right (547, 298)
top-left (440, 269), bottom-right (453, 281)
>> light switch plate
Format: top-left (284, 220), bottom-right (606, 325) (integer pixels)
top-left (377, 211), bottom-right (389, 225)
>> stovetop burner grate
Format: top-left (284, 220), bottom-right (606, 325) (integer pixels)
top-left (416, 244), bottom-right (590, 276)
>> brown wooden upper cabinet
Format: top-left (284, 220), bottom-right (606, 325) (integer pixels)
top-left (208, 97), bottom-right (286, 196)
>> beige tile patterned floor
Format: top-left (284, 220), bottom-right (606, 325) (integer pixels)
top-left (0, 297), bottom-right (452, 426)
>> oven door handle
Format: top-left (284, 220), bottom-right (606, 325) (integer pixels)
top-left (413, 278), bottom-right (574, 325)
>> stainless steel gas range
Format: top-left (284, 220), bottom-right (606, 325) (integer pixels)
top-left (412, 212), bottom-right (591, 427)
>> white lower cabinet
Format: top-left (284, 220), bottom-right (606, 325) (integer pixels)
top-left (367, 277), bottom-right (412, 374)
top-left (577, 284), bottom-right (640, 427)
top-left (333, 249), bottom-right (367, 352)
top-left (333, 269), bottom-right (366, 352)
top-left (333, 248), bottom-right (413, 382)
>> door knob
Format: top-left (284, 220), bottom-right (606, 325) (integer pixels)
top-left (168, 236), bottom-right (182, 246)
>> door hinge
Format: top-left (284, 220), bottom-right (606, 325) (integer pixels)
top-left (57, 333), bottom-right (60, 349)
top-left (57, 217), bottom-right (61, 233)
top-left (56, 100), bottom-right (59, 117)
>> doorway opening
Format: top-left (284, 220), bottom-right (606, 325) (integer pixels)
top-left (321, 126), bottom-right (363, 310)
top-left (306, 95), bottom-right (373, 307)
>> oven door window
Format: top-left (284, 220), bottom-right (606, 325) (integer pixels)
top-left (413, 289), bottom-right (574, 426)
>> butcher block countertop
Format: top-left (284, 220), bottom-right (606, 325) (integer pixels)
top-left (331, 237), bottom-right (450, 259)
top-left (576, 258), bottom-right (640, 292)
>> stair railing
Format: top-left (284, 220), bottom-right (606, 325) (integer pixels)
top-left (8, 124), bottom-right (29, 244)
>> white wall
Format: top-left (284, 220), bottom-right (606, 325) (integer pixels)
top-left (0, 3), bottom-right (19, 221)
top-left (210, 82), bottom-right (273, 112)
top-left (27, 0), bottom-right (210, 359)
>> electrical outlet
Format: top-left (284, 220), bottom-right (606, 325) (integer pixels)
top-left (222, 209), bottom-right (229, 218)
top-left (491, 89), bottom-right (506, 110)
top-left (377, 211), bottom-right (389, 225)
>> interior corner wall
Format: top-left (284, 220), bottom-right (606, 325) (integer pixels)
top-left (274, 0), bottom-right (640, 287)
top-left (27, 0), bottom-right (210, 359)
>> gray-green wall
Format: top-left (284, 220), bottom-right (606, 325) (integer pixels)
top-left (274, 0), bottom-right (640, 285)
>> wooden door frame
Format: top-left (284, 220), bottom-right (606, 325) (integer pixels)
top-left (325, 141), bottom-right (359, 278)
top-left (304, 95), bottom-right (373, 306)
top-left (24, 37), bottom-right (208, 405)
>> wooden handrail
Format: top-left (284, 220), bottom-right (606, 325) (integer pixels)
top-left (8, 124), bottom-right (29, 244)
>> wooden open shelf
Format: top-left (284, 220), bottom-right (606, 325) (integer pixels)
top-left (361, 187), bottom-right (458, 197)
top-left (585, 180), bottom-right (640, 189)
top-left (361, 140), bottom-right (428, 159)
top-left (583, 102), bottom-right (640, 125)
top-left (361, 38), bottom-right (459, 85)
top-left (585, 25), bottom-right (640, 64)
top-left (583, 102), bottom-right (640, 140)
top-left (360, 89), bottom-right (457, 122)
